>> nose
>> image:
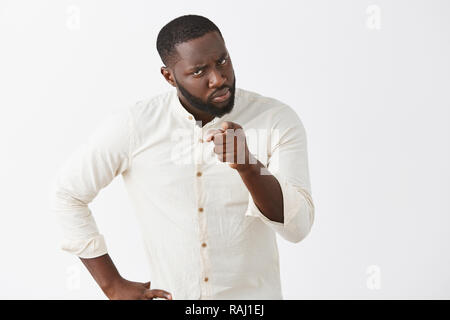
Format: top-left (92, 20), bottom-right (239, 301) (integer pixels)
top-left (208, 67), bottom-right (227, 88)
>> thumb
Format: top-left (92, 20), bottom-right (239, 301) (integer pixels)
top-left (143, 281), bottom-right (151, 289)
top-left (221, 121), bottom-right (233, 131)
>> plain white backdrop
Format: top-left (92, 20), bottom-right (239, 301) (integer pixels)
top-left (0, 0), bottom-right (449, 299)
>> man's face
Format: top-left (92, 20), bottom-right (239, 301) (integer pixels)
top-left (163, 31), bottom-right (236, 118)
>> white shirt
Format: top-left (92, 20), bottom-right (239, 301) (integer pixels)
top-left (50, 87), bottom-right (315, 300)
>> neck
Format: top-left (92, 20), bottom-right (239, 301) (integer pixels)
top-left (178, 97), bottom-right (215, 127)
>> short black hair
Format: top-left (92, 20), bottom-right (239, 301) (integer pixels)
top-left (156, 15), bottom-right (224, 67)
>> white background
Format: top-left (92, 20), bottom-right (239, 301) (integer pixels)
top-left (0, 0), bottom-right (449, 299)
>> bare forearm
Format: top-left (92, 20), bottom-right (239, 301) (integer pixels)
top-left (79, 253), bottom-right (173, 300)
top-left (237, 158), bottom-right (284, 223)
top-left (79, 253), bottom-right (123, 296)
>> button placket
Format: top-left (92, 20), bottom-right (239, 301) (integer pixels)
top-left (193, 124), bottom-right (212, 298)
top-left (193, 121), bottom-right (205, 166)
top-left (197, 170), bottom-right (211, 297)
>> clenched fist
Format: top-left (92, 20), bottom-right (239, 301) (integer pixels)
top-left (205, 121), bottom-right (256, 170)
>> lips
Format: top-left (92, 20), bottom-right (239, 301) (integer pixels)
top-left (212, 88), bottom-right (230, 102)
top-left (212, 88), bottom-right (230, 99)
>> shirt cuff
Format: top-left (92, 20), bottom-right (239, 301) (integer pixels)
top-left (61, 234), bottom-right (108, 259)
top-left (244, 173), bottom-right (314, 243)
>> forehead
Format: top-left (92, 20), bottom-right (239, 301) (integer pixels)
top-left (173, 31), bottom-right (227, 69)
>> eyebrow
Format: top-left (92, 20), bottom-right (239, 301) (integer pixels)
top-left (188, 53), bottom-right (228, 71)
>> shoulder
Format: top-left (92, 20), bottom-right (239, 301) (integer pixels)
top-left (122, 90), bottom-right (175, 149)
top-left (128, 90), bottom-right (174, 119)
top-left (235, 88), bottom-right (304, 128)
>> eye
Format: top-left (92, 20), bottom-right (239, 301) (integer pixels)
top-left (193, 69), bottom-right (203, 76)
top-left (219, 57), bottom-right (228, 65)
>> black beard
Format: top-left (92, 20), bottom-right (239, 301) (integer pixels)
top-left (175, 76), bottom-right (236, 118)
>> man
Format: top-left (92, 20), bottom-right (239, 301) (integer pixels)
top-left (50, 14), bottom-right (314, 300)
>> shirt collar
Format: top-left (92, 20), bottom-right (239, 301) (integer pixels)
top-left (169, 88), bottom-right (242, 129)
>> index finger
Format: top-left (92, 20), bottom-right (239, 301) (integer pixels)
top-left (205, 128), bottom-right (225, 142)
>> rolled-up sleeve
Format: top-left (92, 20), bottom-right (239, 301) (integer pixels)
top-left (49, 107), bottom-right (135, 258)
top-left (245, 106), bottom-right (315, 244)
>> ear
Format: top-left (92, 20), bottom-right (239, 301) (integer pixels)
top-left (161, 66), bottom-right (176, 87)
